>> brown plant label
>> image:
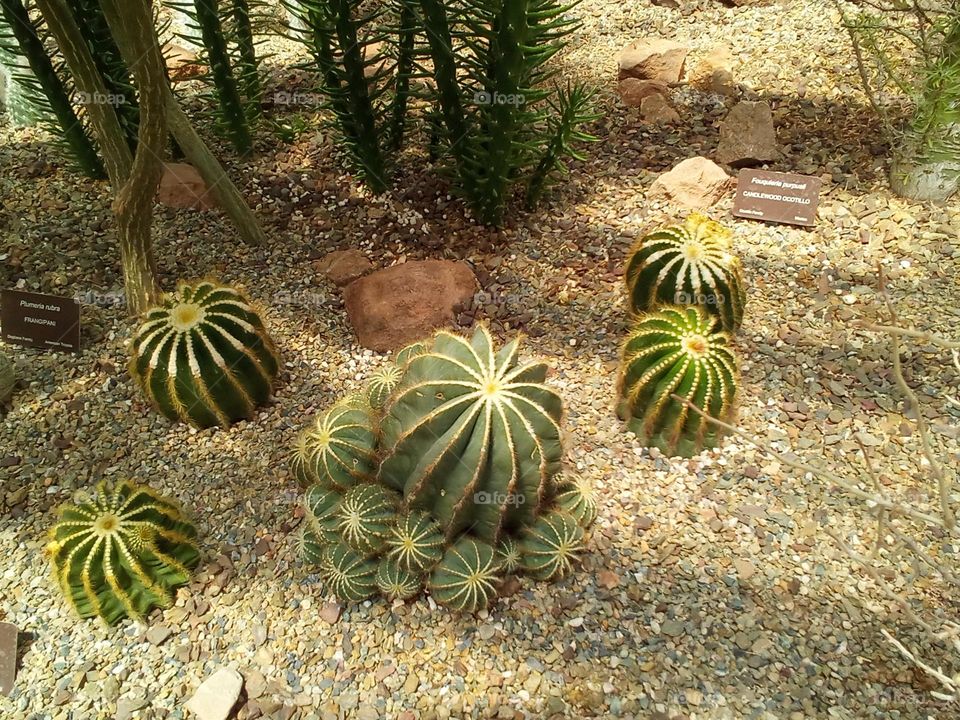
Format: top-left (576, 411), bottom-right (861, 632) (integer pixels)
top-left (1, 289), bottom-right (80, 353)
top-left (732, 169), bottom-right (822, 227)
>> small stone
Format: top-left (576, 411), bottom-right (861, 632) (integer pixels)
top-left (734, 559), bottom-right (756, 580)
top-left (146, 624), bottom-right (172, 647)
top-left (661, 619), bottom-right (685, 637)
top-left (403, 673), bottom-right (420, 694)
top-left (313, 249), bottom-right (373, 287)
top-left (184, 667), bottom-right (244, 720)
top-left (597, 570), bottom-right (620, 589)
top-left (158, 163), bottom-right (216, 210)
top-left (617, 78), bottom-right (669, 107)
top-left (715, 101), bottom-right (781, 167)
top-left (0, 623), bottom-right (16, 696)
top-left (639, 94), bottom-right (680, 125)
top-left (648, 157), bottom-right (733, 209)
top-left (619, 38), bottom-right (691, 83)
top-left (245, 669), bottom-right (266, 699)
top-left (319, 601), bottom-right (342, 624)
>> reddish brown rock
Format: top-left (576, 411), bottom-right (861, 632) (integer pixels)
top-left (313, 249), bottom-right (373, 287)
top-left (715, 101), bottom-right (781, 167)
top-left (618, 39), bottom-right (691, 83)
top-left (640, 94), bottom-right (681, 125)
top-left (688, 44), bottom-right (737, 96)
top-left (344, 260), bottom-right (478, 351)
top-left (647, 156), bottom-right (733, 209)
top-left (158, 163), bottom-right (215, 210)
top-left (617, 78), bottom-right (669, 107)
top-left (164, 44), bottom-right (203, 82)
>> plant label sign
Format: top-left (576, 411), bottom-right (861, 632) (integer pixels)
top-left (732, 169), bottom-right (822, 227)
top-left (0, 289), bottom-right (81, 353)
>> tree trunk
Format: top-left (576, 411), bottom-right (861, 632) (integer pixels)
top-left (35, 0), bottom-right (160, 315)
top-left (164, 90), bottom-right (267, 246)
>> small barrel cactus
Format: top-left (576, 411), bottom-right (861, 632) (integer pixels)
top-left (428, 537), bottom-right (501, 612)
top-left (292, 325), bottom-right (593, 612)
top-left (367, 363), bottom-right (403, 409)
top-left (617, 306), bottom-right (738, 457)
top-left (625, 214), bottom-right (747, 332)
top-left (0, 351), bottom-right (15, 403)
top-left (46, 480), bottom-right (200, 624)
top-left (292, 398), bottom-right (378, 489)
top-left (129, 280), bottom-right (279, 428)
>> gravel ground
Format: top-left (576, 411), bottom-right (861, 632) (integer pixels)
top-left (2, 1), bottom-right (959, 719)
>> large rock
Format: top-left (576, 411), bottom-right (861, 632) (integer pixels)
top-left (617, 78), bottom-right (669, 107)
top-left (688, 44), bottom-right (737, 96)
top-left (158, 163), bottom-right (216, 210)
top-left (164, 44), bottom-right (203, 82)
top-left (313, 249), bottom-right (373, 287)
top-left (647, 157), bottom-right (733, 209)
top-left (640, 94), bottom-right (680, 125)
top-left (343, 260), bottom-right (478, 351)
top-left (715, 101), bottom-right (781, 167)
top-left (184, 668), bottom-right (243, 720)
top-left (618, 39), bottom-right (690, 84)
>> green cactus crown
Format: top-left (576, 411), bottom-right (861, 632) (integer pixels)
top-left (46, 480), bottom-right (200, 624)
top-left (292, 325), bottom-right (597, 613)
top-left (625, 214), bottom-right (746, 332)
top-left (617, 306), bottom-right (738, 457)
top-left (129, 280), bottom-right (280, 428)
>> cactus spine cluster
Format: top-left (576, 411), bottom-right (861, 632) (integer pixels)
top-left (625, 213), bottom-right (746, 332)
top-left (617, 306), bottom-right (738, 458)
top-left (129, 280), bottom-right (280, 428)
top-left (293, 327), bottom-right (596, 612)
top-left (46, 480), bottom-right (200, 624)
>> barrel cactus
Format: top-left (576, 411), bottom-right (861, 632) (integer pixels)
top-left (292, 398), bottom-right (378, 489)
top-left (0, 351), bottom-right (14, 403)
top-left (46, 480), bottom-right (200, 624)
top-left (292, 325), bottom-right (593, 612)
top-left (129, 280), bottom-right (280, 428)
top-left (617, 306), bottom-right (738, 457)
top-left (625, 214), bottom-right (746, 332)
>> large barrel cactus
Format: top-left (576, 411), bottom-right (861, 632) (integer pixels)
top-left (625, 214), bottom-right (746, 332)
top-left (46, 480), bottom-right (200, 624)
top-left (617, 306), bottom-right (738, 458)
top-left (129, 280), bottom-right (280, 428)
top-left (292, 326), bottom-right (596, 612)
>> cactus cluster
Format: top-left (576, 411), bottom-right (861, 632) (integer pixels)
top-left (617, 214), bottom-right (745, 456)
top-left (46, 480), bottom-right (200, 624)
top-left (624, 213), bottom-right (746, 332)
top-left (294, 325), bottom-right (597, 611)
top-left (129, 280), bottom-right (280, 428)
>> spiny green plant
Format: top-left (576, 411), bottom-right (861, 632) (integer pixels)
top-left (296, 526), bottom-right (326, 565)
top-left (293, 325), bottom-right (595, 612)
top-left (0, 0), bottom-right (102, 175)
top-left (553, 472), bottom-right (598, 529)
top-left (45, 480), bottom-right (200, 624)
top-left (419, 0), bottom-right (598, 224)
top-left (304, 484), bottom-right (342, 543)
top-left (322, 541), bottom-right (378, 601)
top-left (292, 398), bottom-right (378, 489)
top-left (378, 325), bottom-right (564, 542)
top-left (376, 557), bottom-right (422, 600)
top-left (367, 363), bottom-right (403, 409)
top-left (335, 483), bottom-right (398, 554)
top-left (0, 350), bottom-right (15, 403)
top-left (617, 306), bottom-right (738, 458)
top-left (625, 214), bottom-right (747, 333)
top-left (427, 536), bottom-right (501, 612)
top-left (384, 511), bottom-right (443, 572)
top-left (519, 510), bottom-right (584, 581)
top-left (129, 280), bottom-right (280, 428)
top-left (283, 0), bottom-right (399, 192)
top-left (166, 0), bottom-right (268, 155)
